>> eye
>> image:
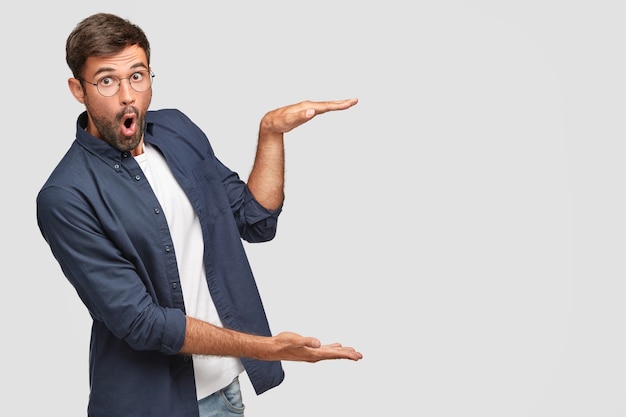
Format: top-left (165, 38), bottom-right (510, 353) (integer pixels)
top-left (131, 72), bottom-right (144, 82)
top-left (98, 76), bottom-right (117, 87)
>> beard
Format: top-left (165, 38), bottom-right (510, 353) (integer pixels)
top-left (90, 106), bottom-right (145, 152)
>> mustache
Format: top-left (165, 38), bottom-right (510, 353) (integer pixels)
top-left (117, 106), bottom-right (139, 120)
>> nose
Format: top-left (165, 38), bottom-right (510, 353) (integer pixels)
top-left (118, 78), bottom-right (135, 105)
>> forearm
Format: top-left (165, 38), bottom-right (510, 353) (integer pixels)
top-left (179, 316), bottom-right (272, 359)
top-left (246, 129), bottom-right (285, 211)
top-left (178, 316), bottom-right (363, 363)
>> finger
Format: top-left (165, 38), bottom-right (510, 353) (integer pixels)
top-left (322, 347), bottom-right (363, 361)
top-left (319, 98), bottom-right (358, 107)
top-left (307, 98), bottom-right (358, 116)
top-left (321, 342), bottom-right (344, 348)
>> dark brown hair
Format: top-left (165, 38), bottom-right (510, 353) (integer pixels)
top-left (66, 13), bottom-right (151, 78)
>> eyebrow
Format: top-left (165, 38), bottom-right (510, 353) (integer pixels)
top-left (93, 62), bottom-right (149, 78)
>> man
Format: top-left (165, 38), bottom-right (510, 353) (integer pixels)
top-left (37, 12), bottom-right (361, 417)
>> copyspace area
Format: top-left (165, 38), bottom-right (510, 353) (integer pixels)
top-left (3, 1), bottom-right (626, 416)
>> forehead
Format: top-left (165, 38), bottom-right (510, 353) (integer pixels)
top-left (83, 44), bottom-right (149, 78)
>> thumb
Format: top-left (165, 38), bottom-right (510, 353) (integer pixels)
top-left (306, 337), bottom-right (321, 349)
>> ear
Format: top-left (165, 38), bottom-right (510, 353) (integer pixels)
top-left (68, 78), bottom-right (86, 104)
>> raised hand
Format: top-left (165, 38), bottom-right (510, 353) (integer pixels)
top-left (260, 98), bottom-right (359, 135)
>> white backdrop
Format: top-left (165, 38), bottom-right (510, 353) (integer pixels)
top-left (3, 1), bottom-right (626, 416)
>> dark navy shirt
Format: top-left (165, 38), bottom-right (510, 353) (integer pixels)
top-left (37, 109), bottom-right (285, 417)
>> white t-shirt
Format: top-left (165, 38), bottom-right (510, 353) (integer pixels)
top-left (135, 142), bottom-right (244, 399)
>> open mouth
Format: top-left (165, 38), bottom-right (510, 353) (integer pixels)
top-left (120, 113), bottom-right (136, 136)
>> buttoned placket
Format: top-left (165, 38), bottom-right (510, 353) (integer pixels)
top-left (118, 149), bottom-right (186, 310)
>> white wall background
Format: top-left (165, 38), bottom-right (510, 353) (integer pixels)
top-left (3, 0), bottom-right (625, 415)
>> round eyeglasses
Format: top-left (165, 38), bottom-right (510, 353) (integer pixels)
top-left (80, 70), bottom-right (155, 97)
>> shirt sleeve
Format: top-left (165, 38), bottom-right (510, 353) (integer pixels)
top-left (36, 185), bottom-right (187, 355)
top-left (212, 157), bottom-right (283, 243)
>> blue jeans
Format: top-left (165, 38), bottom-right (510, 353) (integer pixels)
top-left (197, 377), bottom-right (245, 417)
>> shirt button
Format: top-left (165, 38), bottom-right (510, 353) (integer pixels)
top-left (165, 245), bottom-right (171, 252)
top-left (171, 282), bottom-right (178, 289)
top-left (154, 208), bottom-right (160, 214)
top-left (135, 175), bottom-right (141, 181)
top-left (114, 164), bottom-right (120, 169)
top-left (122, 152), bottom-right (129, 158)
